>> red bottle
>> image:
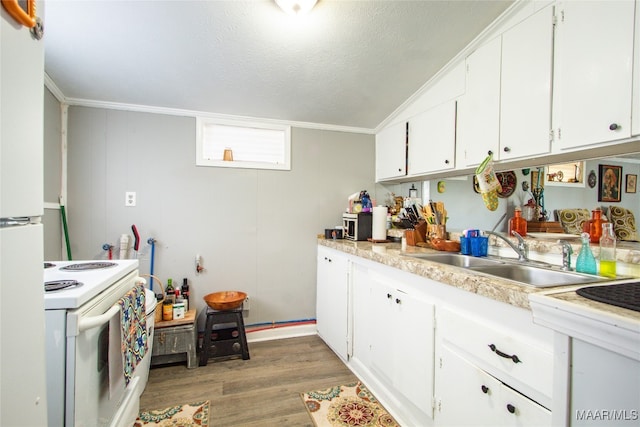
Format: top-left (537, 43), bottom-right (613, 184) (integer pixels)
top-left (508, 207), bottom-right (527, 237)
top-left (582, 208), bottom-right (606, 244)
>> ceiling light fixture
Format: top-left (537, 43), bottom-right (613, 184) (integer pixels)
top-left (275, 0), bottom-right (318, 16)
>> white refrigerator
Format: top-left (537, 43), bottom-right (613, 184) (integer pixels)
top-left (0, 4), bottom-right (48, 426)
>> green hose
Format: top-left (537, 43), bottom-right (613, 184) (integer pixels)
top-left (60, 197), bottom-right (72, 260)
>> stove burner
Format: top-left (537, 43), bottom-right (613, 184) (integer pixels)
top-left (60, 262), bottom-right (116, 271)
top-left (45, 280), bottom-right (84, 292)
top-left (44, 262), bottom-right (56, 269)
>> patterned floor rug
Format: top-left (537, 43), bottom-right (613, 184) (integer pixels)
top-left (134, 400), bottom-right (209, 426)
top-left (301, 382), bottom-right (400, 427)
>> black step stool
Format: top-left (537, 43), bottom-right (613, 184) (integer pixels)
top-left (199, 307), bottom-right (250, 366)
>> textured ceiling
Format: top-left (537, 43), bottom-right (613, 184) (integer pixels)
top-left (43, 0), bottom-right (513, 130)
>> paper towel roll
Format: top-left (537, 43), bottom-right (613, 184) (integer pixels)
top-left (372, 206), bottom-right (388, 241)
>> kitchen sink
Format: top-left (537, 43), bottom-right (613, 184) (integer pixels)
top-left (405, 252), bottom-right (611, 288)
top-left (469, 264), bottom-right (609, 288)
top-left (405, 253), bottom-right (505, 268)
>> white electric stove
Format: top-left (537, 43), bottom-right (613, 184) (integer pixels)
top-left (44, 260), bottom-right (138, 309)
top-left (43, 259), bottom-right (143, 427)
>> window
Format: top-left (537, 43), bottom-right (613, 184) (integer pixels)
top-left (196, 118), bottom-right (291, 170)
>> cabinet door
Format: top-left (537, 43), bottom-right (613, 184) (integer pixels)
top-left (553, 0), bottom-right (634, 149)
top-left (368, 274), bottom-right (396, 386)
top-left (436, 343), bottom-right (502, 426)
top-left (316, 247), bottom-right (349, 361)
top-left (500, 5), bottom-right (554, 160)
top-left (368, 270), bottom-right (436, 421)
top-left (457, 36), bottom-right (502, 167)
top-left (376, 121), bottom-right (407, 181)
top-left (408, 101), bottom-right (457, 174)
top-left (394, 287), bottom-right (435, 416)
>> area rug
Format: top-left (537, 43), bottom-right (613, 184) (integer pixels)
top-left (134, 400), bottom-right (209, 427)
top-left (301, 382), bottom-right (400, 427)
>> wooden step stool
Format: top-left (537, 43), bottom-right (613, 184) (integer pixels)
top-left (199, 307), bottom-right (250, 366)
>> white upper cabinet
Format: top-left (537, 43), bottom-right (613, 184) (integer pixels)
top-left (500, 4), bottom-right (554, 160)
top-left (457, 36), bottom-right (502, 167)
top-left (375, 121), bottom-right (406, 181)
top-left (552, 0), bottom-right (635, 149)
top-left (459, 5), bottom-right (554, 167)
top-left (407, 100), bottom-right (457, 175)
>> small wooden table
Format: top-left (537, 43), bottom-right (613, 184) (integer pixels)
top-left (151, 309), bottom-right (197, 369)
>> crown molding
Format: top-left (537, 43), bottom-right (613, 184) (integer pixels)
top-left (42, 77), bottom-right (374, 135)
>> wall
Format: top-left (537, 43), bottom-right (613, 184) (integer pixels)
top-left (62, 106), bottom-right (377, 326)
top-left (43, 87), bottom-right (62, 260)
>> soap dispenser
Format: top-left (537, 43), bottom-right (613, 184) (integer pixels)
top-left (575, 232), bottom-right (597, 274)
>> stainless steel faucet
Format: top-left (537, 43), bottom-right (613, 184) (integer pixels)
top-left (484, 230), bottom-right (529, 261)
top-left (558, 240), bottom-right (573, 271)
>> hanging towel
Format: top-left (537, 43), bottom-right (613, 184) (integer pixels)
top-left (118, 284), bottom-right (148, 386)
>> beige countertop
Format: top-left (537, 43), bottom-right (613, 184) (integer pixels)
top-left (318, 237), bottom-right (639, 315)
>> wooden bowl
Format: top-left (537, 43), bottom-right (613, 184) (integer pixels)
top-left (204, 291), bottom-right (247, 311)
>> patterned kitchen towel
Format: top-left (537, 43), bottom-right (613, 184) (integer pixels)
top-left (119, 284), bottom-right (148, 385)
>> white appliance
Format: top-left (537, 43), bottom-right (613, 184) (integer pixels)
top-left (0, 2), bottom-right (49, 425)
top-left (43, 260), bottom-right (144, 427)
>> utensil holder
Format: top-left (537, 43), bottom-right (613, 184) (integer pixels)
top-left (427, 224), bottom-right (446, 240)
top-left (404, 222), bottom-right (427, 247)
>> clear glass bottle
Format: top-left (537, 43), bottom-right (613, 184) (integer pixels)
top-left (575, 232), bottom-right (597, 274)
top-left (508, 207), bottom-right (527, 237)
top-left (599, 223), bottom-right (617, 278)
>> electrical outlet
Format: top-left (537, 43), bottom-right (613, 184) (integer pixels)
top-left (243, 296), bottom-right (250, 311)
top-left (125, 191), bottom-right (136, 207)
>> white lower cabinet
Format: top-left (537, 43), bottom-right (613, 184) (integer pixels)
top-left (316, 245), bottom-right (555, 427)
top-left (316, 246), bottom-right (350, 361)
top-left (436, 343), bottom-right (551, 427)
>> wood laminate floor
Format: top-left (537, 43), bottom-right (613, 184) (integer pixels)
top-left (140, 334), bottom-right (358, 426)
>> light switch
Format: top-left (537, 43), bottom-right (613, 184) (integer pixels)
top-left (125, 191), bottom-right (136, 207)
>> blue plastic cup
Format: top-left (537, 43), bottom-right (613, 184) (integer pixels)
top-left (460, 236), bottom-right (471, 255)
top-left (471, 236), bottom-right (489, 257)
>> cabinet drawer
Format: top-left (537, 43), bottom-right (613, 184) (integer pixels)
top-left (439, 307), bottom-right (552, 401)
top-left (436, 343), bottom-right (551, 426)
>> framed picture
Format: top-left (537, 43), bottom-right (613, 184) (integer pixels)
top-left (626, 174), bottom-right (637, 193)
top-left (598, 165), bottom-right (622, 202)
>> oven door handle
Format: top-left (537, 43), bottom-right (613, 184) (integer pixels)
top-left (78, 304), bottom-right (121, 333)
top-left (71, 277), bottom-right (146, 335)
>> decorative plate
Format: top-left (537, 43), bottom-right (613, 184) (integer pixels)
top-left (496, 171), bottom-right (517, 198)
top-left (588, 170), bottom-right (597, 188)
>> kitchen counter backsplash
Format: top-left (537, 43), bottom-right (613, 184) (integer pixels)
top-left (318, 236), bottom-right (640, 311)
